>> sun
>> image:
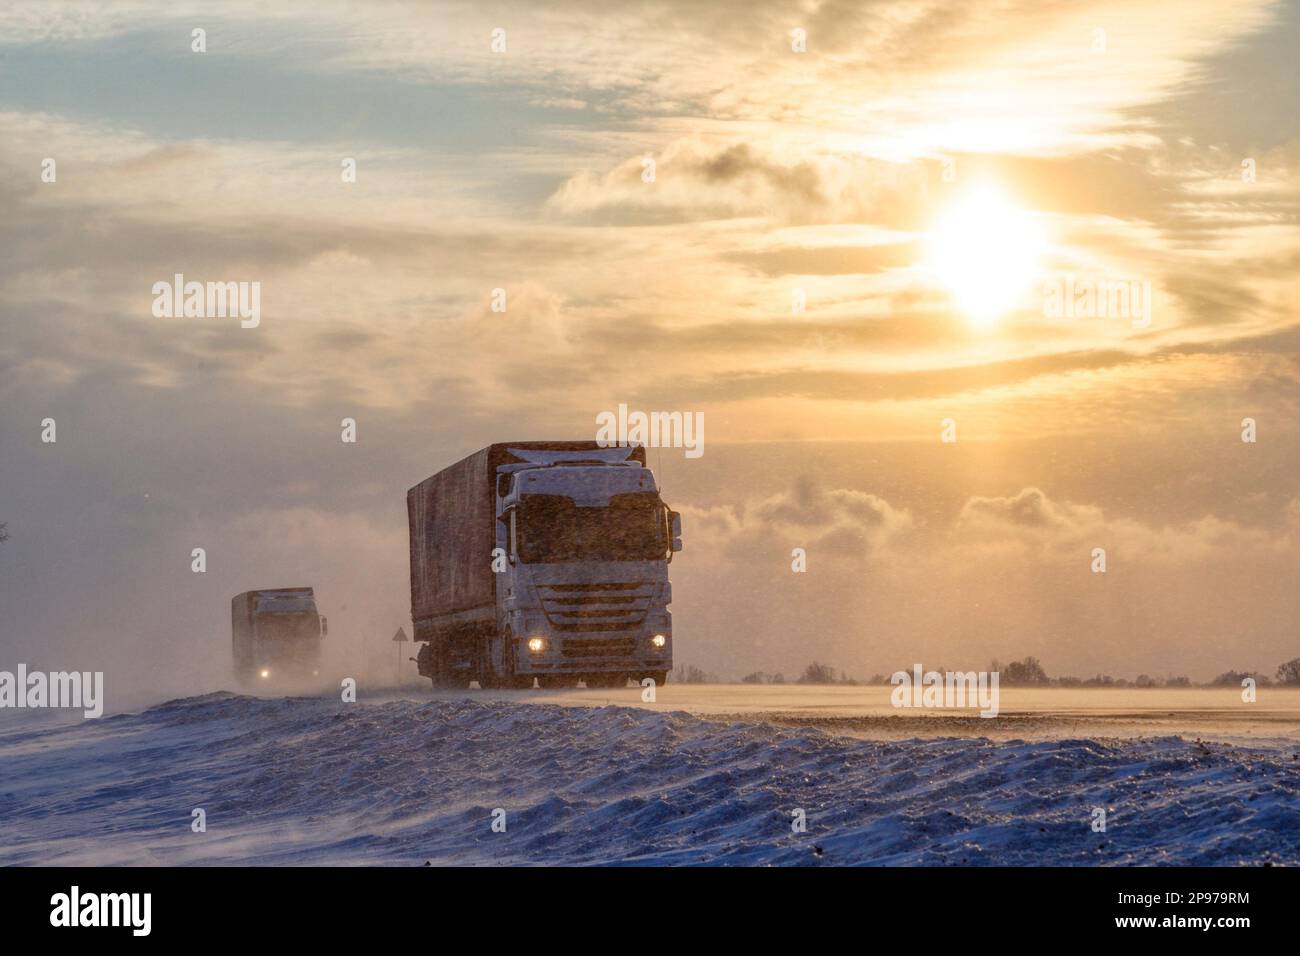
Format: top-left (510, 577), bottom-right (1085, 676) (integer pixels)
top-left (926, 184), bottom-right (1045, 329)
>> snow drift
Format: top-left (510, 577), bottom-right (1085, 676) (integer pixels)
top-left (1, 693), bottom-right (1296, 866)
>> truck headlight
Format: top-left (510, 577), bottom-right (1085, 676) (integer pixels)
top-left (651, 634), bottom-right (667, 649)
top-left (259, 669), bottom-right (270, 679)
top-left (527, 637), bottom-right (546, 654)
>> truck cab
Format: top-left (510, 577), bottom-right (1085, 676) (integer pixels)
top-left (496, 448), bottom-right (681, 687)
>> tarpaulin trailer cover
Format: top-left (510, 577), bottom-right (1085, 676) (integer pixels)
top-left (407, 442), bottom-right (647, 626)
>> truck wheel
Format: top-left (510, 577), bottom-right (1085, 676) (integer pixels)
top-left (499, 629), bottom-right (533, 689)
top-left (430, 640), bottom-right (460, 689)
top-left (538, 675), bottom-right (570, 689)
top-left (473, 633), bottom-right (502, 689)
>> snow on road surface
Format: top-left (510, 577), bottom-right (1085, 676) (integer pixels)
top-left (472, 684), bottom-right (1300, 744)
top-left (1, 692), bottom-right (1297, 866)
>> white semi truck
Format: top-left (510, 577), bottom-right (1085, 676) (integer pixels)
top-left (407, 442), bottom-right (682, 688)
top-left (231, 587), bottom-right (326, 684)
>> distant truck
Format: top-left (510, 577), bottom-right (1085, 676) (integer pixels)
top-left (407, 442), bottom-right (682, 688)
top-left (231, 587), bottom-right (327, 683)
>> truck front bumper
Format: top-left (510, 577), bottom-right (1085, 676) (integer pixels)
top-left (515, 631), bottom-right (671, 675)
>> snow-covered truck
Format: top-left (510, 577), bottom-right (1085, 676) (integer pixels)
top-left (407, 442), bottom-right (682, 688)
top-left (231, 587), bottom-right (327, 683)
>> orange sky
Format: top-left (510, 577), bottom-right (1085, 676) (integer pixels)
top-left (1, 0), bottom-right (1297, 690)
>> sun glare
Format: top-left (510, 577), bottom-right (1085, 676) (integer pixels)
top-left (926, 185), bottom-right (1045, 329)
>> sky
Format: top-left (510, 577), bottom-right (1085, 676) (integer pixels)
top-left (1, 0), bottom-right (1297, 703)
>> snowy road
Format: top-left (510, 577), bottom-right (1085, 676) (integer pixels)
top-left (2, 691), bottom-right (1297, 866)
top-left (458, 683), bottom-right (1300, 744)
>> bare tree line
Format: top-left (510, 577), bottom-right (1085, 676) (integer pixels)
top-left (684, 654), bottom-right (1300, 687)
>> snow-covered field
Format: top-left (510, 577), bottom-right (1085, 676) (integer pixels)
top-left (484, 684), bottom-right (1300, 743)
top-left (2, 691), bottom-right (1297, 866)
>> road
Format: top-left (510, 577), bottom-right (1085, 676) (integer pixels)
top-left (400, 682), bottom-right (1300, 744)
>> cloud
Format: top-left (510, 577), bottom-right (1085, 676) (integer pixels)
top-left (953, 486), bottom-right (1296, 566)
top-left (724, 241), bottom-right (919, 277)
top-left (958, 487), bottom-right (1100, 533)
top-left (666, 348), bottom-right (1141, 404)
top-left (688, 481), bottom-right (1300, 570)
top-left (668, 478), bottom-right (1300, 679)
top-left (683, 477), bottom-right (914, 560)
top-left (546, 140), bottom-right (936, 226)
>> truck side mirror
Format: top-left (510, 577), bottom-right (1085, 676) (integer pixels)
top-left (320, 616), bottom-right (328, 636)
top-left (669, 510), bottom-right (683, 553)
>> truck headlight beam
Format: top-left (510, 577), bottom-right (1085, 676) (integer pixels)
top-left (651, 634), bottom-right (667, 649)
top-left (527, 637), bottom-right (546, 654)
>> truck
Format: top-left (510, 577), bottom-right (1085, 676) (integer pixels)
top-left (231, 587), bottom-right (327, 683)
top-left (407, 442), bottom-right (682, 688)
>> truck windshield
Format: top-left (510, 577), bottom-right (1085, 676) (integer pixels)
top-left (256, 613), bottom-right (320, 642)
top-left (517, 492), bottom-right (666, 563)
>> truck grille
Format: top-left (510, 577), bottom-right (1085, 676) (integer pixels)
top-left (561, 637), bottom-right (636, 658)
top-left (539, 582), bottom-right (653, 632)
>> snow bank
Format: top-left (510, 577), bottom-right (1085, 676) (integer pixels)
top-left (1, 693), bottom-right (1296, 865)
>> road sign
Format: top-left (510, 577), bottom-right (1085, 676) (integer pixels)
top-left (392, 627), bottom-right (408, 643)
